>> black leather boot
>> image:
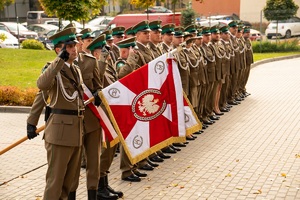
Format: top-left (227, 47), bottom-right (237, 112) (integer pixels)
top-left (68, 191), bottom-right (76, 200)
top-left (105, 175), bottom-right (124, 198)
top-left (97, 176), bottom-right (119, 200)
top-left (88, 190), bottom-right (97, 200)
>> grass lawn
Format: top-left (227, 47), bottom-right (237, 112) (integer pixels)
top-left (0, 48), bottom-right (299, 90)
top-left (0, 49), bottom-right (55, 89)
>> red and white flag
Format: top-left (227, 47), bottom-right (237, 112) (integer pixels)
top-left (99, 53), bottom-right (200, 164)
top-left (83, 85), bottom-right (119, 147)
top-left (183, 93), bottom-right (202, 135)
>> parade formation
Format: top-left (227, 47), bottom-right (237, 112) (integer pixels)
top-left (25, 19), bottom-right (254, 200)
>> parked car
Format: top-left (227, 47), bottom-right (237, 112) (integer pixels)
top-left (249, 29), bottom-right (262, 41)
top-left (27, 24), bottom-right (58, 37)
top-left (265, 17), bottom-right (300, 39)
top-left (206, 14), bottom-right (252, 27)
top-left (87, 16), bottom-right (114, 30)
top-left (27, 11), bottom-right (57, 25)
top-left (0, 30), bottom-right (19, 48)
top-left (0, 22), bottom-right (38, 43)
top-left (145, 6), bottom-right (172, 13)
top-left (0, 24), bottom-right (9, 32)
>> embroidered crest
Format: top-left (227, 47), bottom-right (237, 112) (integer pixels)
top-left (133, 135), bottom-right (143, 149)
top-left (132, 89), bottom-right (166, 121)
top-left (154, 61), bottom-right (165, 74)
top-left (108, 88), bottom-right (120, 98)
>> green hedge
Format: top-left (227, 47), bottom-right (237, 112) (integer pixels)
top-left (252, 39), bottom-right (300, 53)
top-left (22, 39), bottom-right (45, 50)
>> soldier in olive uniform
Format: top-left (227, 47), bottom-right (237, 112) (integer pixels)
top-left (201, 27), bottom-right (218, 125)
top-left (115, 37), bottom-right (151, 182)
top-left (160, 23), bottom-right (175, 54)
top-left (118, 20), bottom-right (157, 172)
top-left (37, 27), bottom-right (84, 200)
top-left (228, 21), bottom-right (241, 106)
top-left (219, 25), bottom-right (233, 113)
top-left (210, 25), bottom-right (226, 115)
top-left (111, 26), bottom-right (125, 63)
top-left (68, 28), bottom-right (103, 200)
top-left (125, 26), bottom-right (135, 38)
top-left (241, 26), bottom-right (253, 96)
top-left (148, 20), bottom-right (163, 58)
top-left (87, 35), bottom-right (121, 200)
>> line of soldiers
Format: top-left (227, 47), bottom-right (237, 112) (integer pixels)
top-left (25, 19), bottom-right (253, 200)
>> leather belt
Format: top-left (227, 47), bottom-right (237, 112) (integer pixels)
top-left (50, 108), bottom-right (84, 116)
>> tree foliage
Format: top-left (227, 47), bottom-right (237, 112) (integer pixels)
top-left (38, 0), bottom-right (107, 22)
top-left (130, 0), bottom-right (156, 8)
top-left (181, 8), bottom-right (196, 27)
top-left (0, 0), bottom-right (15, 11)
top-left (263, 0), bottom-right (299, 21)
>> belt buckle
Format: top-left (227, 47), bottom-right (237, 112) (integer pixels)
top-left (78, 108), bottom-right (85, 117)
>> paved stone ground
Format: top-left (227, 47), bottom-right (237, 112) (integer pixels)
top-left (1, 57), bottom-right (300, 199)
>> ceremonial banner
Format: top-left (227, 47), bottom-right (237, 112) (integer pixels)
top-left (99, 54), bottom-right (187, 164)
top-left (183, 92), bottom-right (202, 135)
top-left (83, 85), bottom-right (119, 147)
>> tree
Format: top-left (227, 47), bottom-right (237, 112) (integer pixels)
top-left (181, 8), bottom-right (196, 27)
top-left (130, 0), bottom-right (155, 9)
top-left (38, 0), bottom-right (106, 22)
top-left (263, 0), bottom-right (299, 21)
top-left (263, 0), bottom-right (299, 40)
top-left (0, 0), bottom-right (14, 11)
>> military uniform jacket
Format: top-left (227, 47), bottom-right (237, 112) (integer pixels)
top-left (27, 62), bottom-right (50, 126)
top-left (211, 41), bottom-right (226, 81)
top-left (161, 42), bottom-right (172, 54)
top-left (244, 38), bottom-right (254, 66)
top-left (148, 41), bottom-right (163, 58)
top-left (98, 60), bottom-right (107, 87)
top-left (230, 34), bottom-right (240, 74)
top-left (237, 37), bottom-right (246, 70)
top-left (118, 42), bottom-right (155, 79)
top-left (78, 52), bottom-right (102, 133)
top-left (173, 48), bottom-right (190, 95)
top-left (104, 58), bottom-right (118, 87)
top-left (183, 48), bottom-right (200, 88)
top-left (193, 45), bottom-right (209, 85)
top-left (220, 39), bottom-right (232, 78)
top-left (110, 44), bottom-right (120, 64)
top-left (37, 57), bottom-right (84, 147)
top-left (202, 43), bottom-right (216, 83)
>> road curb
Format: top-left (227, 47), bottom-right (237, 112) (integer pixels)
top-left (1, 54), bottom-right (300, 113)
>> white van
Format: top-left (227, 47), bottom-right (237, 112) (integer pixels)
top-left (27, 11), bottom-right (57, 25)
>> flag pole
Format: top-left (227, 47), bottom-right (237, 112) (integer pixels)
top-left (0, 125), bottom-right (45, 156)
top-left (0, 96), bottom-right (95, 156)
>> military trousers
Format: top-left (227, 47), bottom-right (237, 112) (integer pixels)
top-left (43, 142), bottom-right (82, 200)
top-left (204, 82), bottom-right (215, 118)
top-left (100, 140), bottom-right (118, 177)
top-left (120, 144), bottom-right (137, 178)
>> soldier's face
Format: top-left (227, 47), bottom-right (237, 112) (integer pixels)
top-left (65, 43), bottom-right (77, 61)
top-left (202, 34), bottom-right (211, 44)
top-left (229, 26), bottom-right (238, 35)
top-left (76, 37), bottom-right (83, 53)
top-left (163, 33), bottom-right (173, 44)
top-left (172, 36), bottom-right (183, 47)
top-left (120, 48), bottom-right (130, 59)
top-left (92, 48), bottom-right (101, 60)
top-left (211, 32), bottom-right (220, 41)
top-left (136, 31), bottom-right (150, 45)
top-left (221, 32), bottom-right (229, 41)
top-left (150, 30), bottom-right (161, 44)
top-left (243, 32), bottom-right (250, 39)
top-left (195, 38), bottom-right (202, 46)
top-left (106, 40), bottom-right (114, 47)
top-left (113, 35), bottom-right (124, 43)
top-left (82, 38), bottom-right (93, 52)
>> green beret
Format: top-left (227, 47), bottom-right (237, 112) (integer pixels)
top-left (87, 34), bottom-right (106, 51)
top-left (149, 20), bottom-right (162, 31)
top-left (132, 20), bottom-right (151, 34)
top-left (174, 26), bottom-right (184, 37)
top-left (185, 24), bottom-right (197, 33)
top-left (116, 36), bottom-right (136, 48)
top-left (243, 26), bottom-right (250, 33)
top-left (219, 25), bottom-right (229, 33)
top-left (161, 23), bottom-right (175, 34)
top-left (210, 25), bottom-right (220, 34)
top-left (80, 28), bottom-right (94, 39)
top-left (228, 20), bottom-right (238, 27)
top-left (112, 26), bottom-right (125, 36)
top-left (125, 26), bottom-right (135, 36)
top-left (102, 30), bottom-right (113, 40)
top-left (202, 27), bottom-right (211, 35)
top-left (49, 27), bottom-right (78, 46)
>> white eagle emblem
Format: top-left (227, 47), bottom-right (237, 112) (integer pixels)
top-left (138, 94), bottom-right (160, 116)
